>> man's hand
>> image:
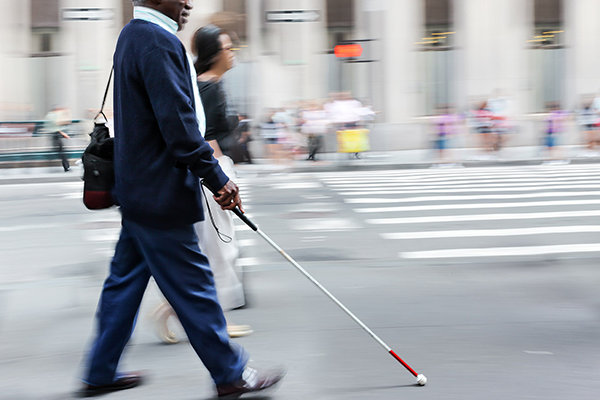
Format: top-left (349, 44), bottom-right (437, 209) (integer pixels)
top-left (214, 180), bottom-right (244, 212)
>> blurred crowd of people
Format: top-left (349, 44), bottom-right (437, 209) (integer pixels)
top-left (40, 92), bottom-right (600, 171)
top-left (428, 90), bottom-right (600, 168)
top-left (257, 92), bottom-right (376, 164)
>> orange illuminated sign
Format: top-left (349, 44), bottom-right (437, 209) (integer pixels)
top-left (334, 44), bottom-right (363, 58)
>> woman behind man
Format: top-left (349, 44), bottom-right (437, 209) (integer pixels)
top-left (153, 25), bottom-right (252, 341)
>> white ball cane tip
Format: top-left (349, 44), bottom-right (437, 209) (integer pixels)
top-left (416, 374), bottom-right (427, 386)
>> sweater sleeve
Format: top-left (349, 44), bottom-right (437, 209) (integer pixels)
top-left (139, 45), bottom-right (229, 192)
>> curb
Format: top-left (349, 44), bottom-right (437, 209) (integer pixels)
top-left (2, 156), bottom-right (600, 183)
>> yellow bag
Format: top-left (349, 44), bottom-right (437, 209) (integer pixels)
top-left (337, 129), bottom-right (370, 153)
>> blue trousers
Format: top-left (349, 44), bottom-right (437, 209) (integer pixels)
top-left (83, 217), bottom-right (248, 386)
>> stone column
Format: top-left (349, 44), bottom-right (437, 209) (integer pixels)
top-left (255, 0), bottom-right (328, 107)
top-left (456, 0), bottom-right (530, 114)
top-left (59, 0), bottom-right (122, 119)
top-left (379, 0), bottom-right (423, 123)
top-left (566, 0), bottom-right (600, 102)
top-left (0, 0), bottom-right (32, 120)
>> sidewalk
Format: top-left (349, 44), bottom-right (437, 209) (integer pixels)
top-left (1, 145), bottom-right (600, 182)
top-left (237, 145), bottom-right (600, 175)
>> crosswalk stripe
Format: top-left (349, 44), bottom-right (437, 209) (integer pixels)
top-left (86, 230), bottom-right (121, 242)
top-left (334, 180), bottom-right (600, 192)
top-left (366, 210), bottom-right (600, 225)
top-left (272, 182), bottom-right (323, 189)
top-left (290, 218), bottom-right (360, 231)
top-left (400, 243), bottom-right (600, 259)
top-left (326, 176), bottom-right (600, 188)
top-left (382, 225), bottom-right (600, 239)
top-left (0, 224), bottom-right (60, 232)
top-left (355, 199), bottom-right (600, 213)
top-left (238, 239), bottom-right (257, 247)
top-left (236, 257), bottom-right (260, 266)
top-left (322, 164), bottom-right (600, 261)
top-left (319, 167), bottom-right (600, 180)
top-left (0, 181), bottom-right (83, 189)
top-left (321, 170), bottom-right (600, 182)
top-left (322, 163), bottom-right (600, 173)
top-left (343, 191), bottom-right (600, 204)
top-left (341, 184), bottom-right (600, 195)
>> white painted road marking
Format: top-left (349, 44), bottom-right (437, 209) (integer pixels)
top-left (326, 176), bottom-right (600, 188)
top-left (355, 199), bottom-right (600, 213)
top-left (343, 191), bottom-right (600, 204)
top-left (382, 225), bottom-right (600, 240)
top-left (0, 224), bottom-right (60, 232)
top-left (400, 243), bottom-right (600, 259)
top-left (341, 184), bottom-right (600, 195)
top-left (367, 210), bottom-right (600, 225)
top-left (290, 218), bottom-right (359, 231)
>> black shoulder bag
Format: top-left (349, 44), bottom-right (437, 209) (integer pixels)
top-left (82, 67), bottom-right (115, 210)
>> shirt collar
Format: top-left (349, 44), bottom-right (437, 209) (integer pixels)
top-left (133, 6), bottom-right (178, 35)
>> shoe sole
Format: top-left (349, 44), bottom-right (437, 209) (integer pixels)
top-left (75, 380), bottom-right (141, 398)
top-left (227, 329), bottom-right (254, 338)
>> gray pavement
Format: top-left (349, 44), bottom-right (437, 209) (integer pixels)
top-left (1, 161), bottom-right (600, 399)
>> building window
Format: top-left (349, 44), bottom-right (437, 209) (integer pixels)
top-left (326, 0), bottom-right (355, 49)
top-left (31, 0), bottom-right (60, 29)
top-left (529, 0), bottom-right (564, 111)
top-left (419, 0), bottom-right (455, 115)
top-left (532, 0), bottom-right (563, 46)
top-left (422, 0), bottom-right (454, 48)
top-left (211, 0), bottom-right (247, 42)
top-left (40, 33), bottom-right (51, 52)
top-left (327, 0), bottom-right (354, 29)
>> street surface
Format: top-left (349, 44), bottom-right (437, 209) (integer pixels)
top-left (1, 163), bottom-right (600, 399)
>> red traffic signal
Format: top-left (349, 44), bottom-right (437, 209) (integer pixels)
top-left (334, 44), bottom-right (363, 58)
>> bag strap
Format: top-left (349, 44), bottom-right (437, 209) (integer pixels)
top-left (94, 66), bottom-right (114, 123)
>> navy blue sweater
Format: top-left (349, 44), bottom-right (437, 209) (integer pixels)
top-left (113, 19), bottom-right (229, 228)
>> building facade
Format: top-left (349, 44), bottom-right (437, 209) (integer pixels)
top-left (2, 0), bottom-right (600, 149)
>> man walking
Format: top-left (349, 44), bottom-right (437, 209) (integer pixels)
top-left (77, 0), bottom-right (284, 397)
top-left (44, 106), bottom-right (71, 172)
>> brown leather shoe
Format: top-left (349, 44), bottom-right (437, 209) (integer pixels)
top-left (216, 366), bottom-right (286, 398)
top-left (76, 372), bottom-right (145, 398)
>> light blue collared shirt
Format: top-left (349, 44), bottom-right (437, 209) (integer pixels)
top-left (133, 6), bottom-right (206, 136)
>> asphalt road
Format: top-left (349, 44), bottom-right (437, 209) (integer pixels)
top-left (1, 164), bottom-right (599, 399)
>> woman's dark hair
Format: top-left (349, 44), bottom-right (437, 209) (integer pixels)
top-left (192, 25), bottom-right (226, 75)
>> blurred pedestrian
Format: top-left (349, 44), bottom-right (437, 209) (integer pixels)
top-left (300, 101), bottom-right (329, 161)
top-left (260, 109), bottom-right (284, 161)
top-left (325, 92), bottom-right (361, 130)
top-left (272, 104), bottom-right (303, 162)
top-left (431, 104), bottom-right (462, 168)
top-left (325, 92), bottom-right (371, 158)
top-left (577, 98), bottom-right (598, 156)
top-left (486, 89), bottom-right (514, 152)
top-left (471, 100), bottom-right (495, 159)
top-left (76, 1), bottom-right (284, 398)
top-left (44, 105), bottom-right (71, 172)
top-left (236, 114), bottom-right (253, 164)
top-left (543, 101), bottom-right (569, 164)
top-left (153, 24), bottom-right (252, 342)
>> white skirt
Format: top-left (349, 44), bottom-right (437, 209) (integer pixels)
top-left (194, 156), bottom-right (245, 311)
